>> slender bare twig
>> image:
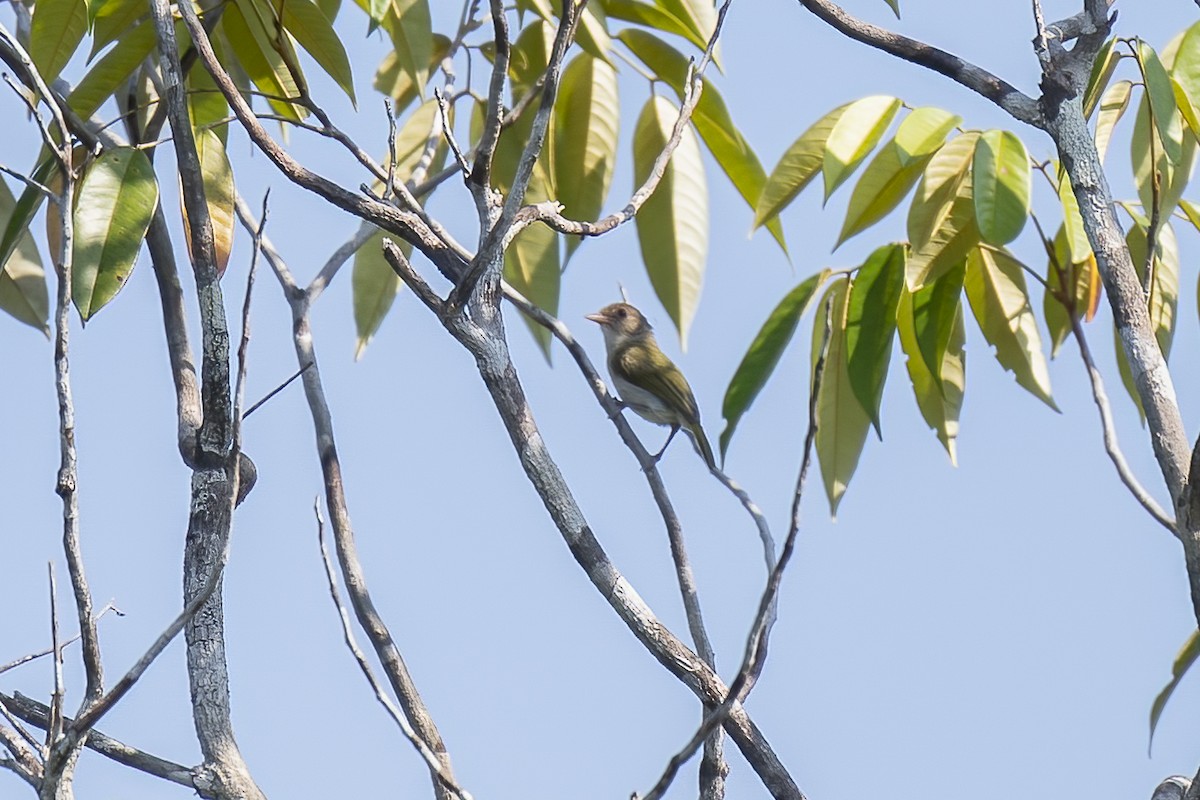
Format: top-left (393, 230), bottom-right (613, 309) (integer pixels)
top-left (467, 0), bottom-right (510, 190)
top-left (0, 603), bottom-right (123, 676)
top-left (382, 240), bottom-right (802, 800)
top-left (243, 362), bottom-right (315, 420)
top-left (0, 162), bottom-right (55, 199)
top-left (314, 501), bottom-right (472, 800)
top-left (639, 301), bottom-right (830, 800)
top-left (435, 88), bottom-right (470, 175)
top-left (47, 564), bottom-right (63, 749)
top-left (2, 692), bottom-right (195, 788)
top-left (1069, 318), bottom-right (1174, 532)
top-left (512, 0), bottom-right (732, 242)
top-left (0, 698), bottom-right (42, 758)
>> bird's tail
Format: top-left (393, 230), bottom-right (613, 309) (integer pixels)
top-left (686, 422), bottom-right (717, 472)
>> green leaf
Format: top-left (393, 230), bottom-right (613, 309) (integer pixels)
top-left (1083, 37), bottom-right (1119, 119)
top-left (617, 30), bottom-right (784, 253)
top-left (893, 106), bottom-right (960, 166)
top-left (188, 62), bottom-right (231, 143)
top-left (813, 277), bottom-right (871, 518)
top-left (0, 157), bottom-right (56, 284)
top-left (719, 269), bottom-right (830, 461)
top-left (1139, 40), bottom-right (1184, 164)
top-left (222, 0), bottom-right (306, 120)
top-left (30, 0), bottom-right (88, 85)
top-left (73, 147), bottom-right (160, 320)
top-left (972, 129), bottom-right (1030, 245)
top-left (898, 287), bottom-right (963, 463)
top-left (1172, 21), bottom-right (1200, 139)
top-left (1180, 198), bottom-right (1200, 234)
top-left (754, 103), bottom-right (848, 228)
top-left (1095, 79), bottom-right (1133, 163)
top-left (907, 131), bottom-right (978, 248)
top-left (505, 219), bottom-right (560, 361)
top-left (575, 2), bottom-right (613, 61)
top-left (823, 95), bottom-right (902, 200)
top-left (1149, 629), bottom-right (1200, 756)
top-left (181, 130), bottom-right (236, 277)
top-left (1131, 90), bottom-right (1197, 221)
top-left (281, 0), bottom-right (357, 105)
top-left (845, 244), bottom-right (905, 436)
top-left (1127, 219), bottom-right (1179, 359)
top-left (352, 229), bottom-right (406, 359)
top-left (656, 0), bottom-right (720, 68)
top-left (836, 138), bottom-right (929, 248)
top-left (554, 53), bottom-right (619, 262)
top-left (507, 19), bottom-right (555, 98)
top-left (383, 0), bottom-right (432, 95)
top-left (374, 34), bottom-right (449, 116)
top-left (91, 0), bottom-right (150, 56)
top-left (69, 19), bottom-right (158, 119)
top-left (1044, 225), bottom-right (1100, 358)
top-left (633, 95), bottom-right (707, 347)
top-left (912, 259), bottom-right (965, 388)
top-left (964, 246), bottom-right (1056, 409)
top-left (603, 0), bottom-right (709, 54)
top-left (0, 179), bottom-right (50, 334)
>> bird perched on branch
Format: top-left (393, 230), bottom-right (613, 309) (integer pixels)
top-left (586, 302), bottom-right (716, 471)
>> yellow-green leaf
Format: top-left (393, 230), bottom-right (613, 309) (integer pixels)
top-left (282, 0), bottom-right (357, 105)
top-left (972, 129), bottom-right (1030, 245)
top-left (1149, 629), bottom-right (1200, 755)
top-left (180, 130), bottom-right (236, 277)
top-left (382, 0), bottom-right (432, 96)
top-left (374, 34), bottom-right (449, 116)
top-left (633, 95), bottom-right (707, 347)
top-left (554, 53), bottom-right (618, 261)
top-left (911, 259), bottom-right (965, 389)
top-left (1172, 21), bottom-right (1200, 140)
top-left (656, 0), bottom-right (720, 68)
top-left (823, 95), bottom-right (901, 200)
top-left (1095, 79), bottom-right (1133, 163)
top-left (91, 0), bottom-right (149, 56)
top-left (836, 138), bottom-right (929, 248)
top-left (1131, 91), bottom-right (1197, 220)
top-left (964, 246), bottom-right (1056, 409)
top-left (221, 0), bottom-right (306, 120)
top-left (898, 288), bottom-right (963, 464)
top-left (813, 277), bottom-right (871, 518)
top-left (505, 219), bottom-right (560, 361)
top-left (0, 179), bottom-right (50, 335)
top-left (1083, 37), bottom-right (1119, 119)
top-left (73, 147), bottom-right (160, 320)
top-left (603, 0), bottom-right (710, 54)
top-left (1138, 40), bottom-right (1184, 164)
top-left (893, 106), bottom-right (960, 166)
top-left (1044, 225), bottom-right (1100, 358)
top-left (845, 243), bottom-right (905, 436)
top-left (719, 269), bottom-right (830, 462)
top-left (70, 18), bottom-right (158, 119)
top-left (754, 103), bottom-right (847, 228)
top-left (1127, 219), bottom-right (1179, 359)
top-left (618, 30), bottom-right (785, 253)
top-left (30, 0), bottom-right (88, 85)
top-left (907, 131), bottom-right (978, 250)
top-left (352, 229), bottom-right (406, 359)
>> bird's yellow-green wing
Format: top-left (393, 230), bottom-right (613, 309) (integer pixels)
top-left (616, 343), bottom-right (702, 424)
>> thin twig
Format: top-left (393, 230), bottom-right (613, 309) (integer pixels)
top-left (1069, 318), bottom-right (1175, 532)
top-left (638, 299), bottom-right (831, 800)
top-left (47, 563), bottom-right (63, 749)
top-left (243, 362), bottom-right (315, 419)
top-left (314, 500), bottom-right (472, 800)
top-left (0, 603), bottom-right (123, 676)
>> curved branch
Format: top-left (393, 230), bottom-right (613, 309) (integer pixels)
top-left (794, 0), bottom-right (1041, 125)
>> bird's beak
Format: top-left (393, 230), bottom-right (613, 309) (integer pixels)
top-left (585, 312), bottom-right (608, 325)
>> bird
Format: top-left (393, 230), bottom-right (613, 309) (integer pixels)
top-left (586, 302), bottom-right (716, 471)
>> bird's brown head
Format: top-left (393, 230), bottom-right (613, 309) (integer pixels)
top-left (586, 302), bottom-right (651, 338)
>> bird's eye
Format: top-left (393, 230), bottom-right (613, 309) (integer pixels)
top-left (616, 308), bottom-right (627, 319)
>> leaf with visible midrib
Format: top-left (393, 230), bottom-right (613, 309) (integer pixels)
top-left (73, 148), bottom-right (160, 320)
top-left (633, 96), bottom-right (707, 348)
top-left (813, 277), bottom-right (871, 518)
top-left (353, 229), bottom-right (407, 359)
top-left (845, 244), bottom-right (905, 436)
top-left (719, 269), bottom-right (830, 462)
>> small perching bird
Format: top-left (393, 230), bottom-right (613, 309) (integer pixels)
top-left (586, 302), bottom-right (716, 470)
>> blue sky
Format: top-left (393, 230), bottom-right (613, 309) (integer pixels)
top-left (3, 1), bottom-right (1200, 798)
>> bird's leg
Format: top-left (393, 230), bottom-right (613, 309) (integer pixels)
top-left (649, 425), bottom-right (680, 464)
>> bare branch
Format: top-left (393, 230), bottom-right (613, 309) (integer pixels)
top-left (794, 0), bottom-right (1041, 125)
top-left (0, 603), bottom-right (123, 676)
top-left (315, 501), bottom-right (472, 800)
top-left (1070, 319), bottom-right (1175, 532)
top-left (2, 692), bottom-right (196, 789)
top-left (468, 0), bottom-right (510, 190)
